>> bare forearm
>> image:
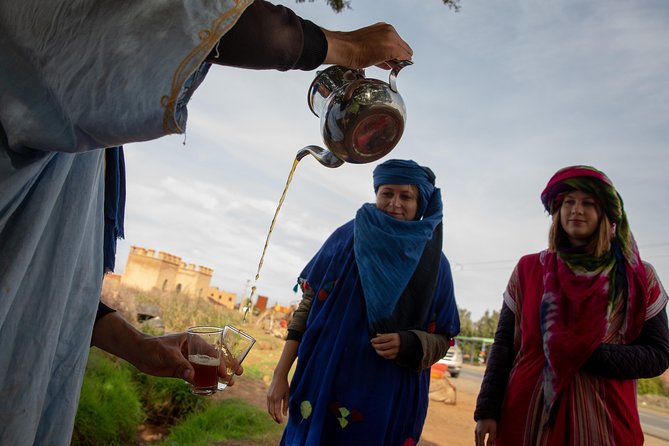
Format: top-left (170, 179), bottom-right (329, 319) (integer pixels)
top-left (91, 312), bottom-right (147, 365)
top-left (274, 340), bottom-right (299, 378)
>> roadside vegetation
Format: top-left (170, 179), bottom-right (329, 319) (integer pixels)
top-left (72, 287), bottom-right (283, 445)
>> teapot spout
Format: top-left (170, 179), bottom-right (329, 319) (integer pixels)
top-left (296, 145), bottom-right (344, 168)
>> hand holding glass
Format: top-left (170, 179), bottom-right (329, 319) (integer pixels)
top-left (218, 324), bottom-right (256, 390)
top-left (186, 326), bottom-right (223, 396)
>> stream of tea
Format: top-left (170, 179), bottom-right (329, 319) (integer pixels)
top-left (244, 157), bottom-right (300, 320)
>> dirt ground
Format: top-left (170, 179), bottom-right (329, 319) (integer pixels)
top-left (220, 368), bottom-right (482, 446)
top-left (222, 366), bottom-right (669, 446)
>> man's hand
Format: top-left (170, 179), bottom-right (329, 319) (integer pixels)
top-left (323, 23), bottom-right (413, 69)
top-left (91, 312), bottom-right (241, 385)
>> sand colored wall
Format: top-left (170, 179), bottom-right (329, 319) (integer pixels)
top-left (121, 246), bottom-right (212, 297)
top-left (102, 273), bottom-right (122, 294)
top-left (208, 287), bottom-right (237, 310)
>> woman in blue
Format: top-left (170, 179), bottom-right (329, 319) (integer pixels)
top-left (267, 159), bottom-right (460, 446)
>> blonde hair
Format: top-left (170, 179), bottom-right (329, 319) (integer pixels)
top-left (548, 208), bottom-right (612, 257)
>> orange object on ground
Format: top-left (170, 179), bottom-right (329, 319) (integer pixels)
top-left (430, 363), bottom-right (448, 379)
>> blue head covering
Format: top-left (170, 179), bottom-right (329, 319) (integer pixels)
top-left (355, 159), bottom-right (444, 332)
top-left (373, 159), bottom-right (436, 220)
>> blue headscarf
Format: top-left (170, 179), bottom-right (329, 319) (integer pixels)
top-left (372, 159), bottom-right (437, 220)
top-left (355, 159), bottom-right (444, 332)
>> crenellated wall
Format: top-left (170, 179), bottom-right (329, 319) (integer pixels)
top-left (121, 245), bottom-right (215, 298)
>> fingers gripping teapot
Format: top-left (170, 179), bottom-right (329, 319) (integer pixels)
top-left (297, 60), bottom-right (412, 168)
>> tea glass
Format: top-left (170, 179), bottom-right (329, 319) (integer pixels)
top-left (186, 326), bottom-right (223, 396)
top-left (218, 324), bottom-right (256, 390)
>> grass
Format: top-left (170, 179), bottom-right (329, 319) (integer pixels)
top-left (157, 399), bottom-right (283, 446)
top-left (73, 286), bottom-right (290, 445)
top-left (130, 368), bottom-right (211, 425)
top-left (73, 350), bottom-right (144, 445)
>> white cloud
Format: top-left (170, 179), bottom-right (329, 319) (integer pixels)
top-left (116, 0), bottom-right (669, 320)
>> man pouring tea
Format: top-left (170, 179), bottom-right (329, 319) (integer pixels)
top-left (0, 1), bottom-right (412, 444)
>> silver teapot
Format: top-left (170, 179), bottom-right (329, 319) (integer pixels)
top-left (297, 60), bottom-right (412, 168)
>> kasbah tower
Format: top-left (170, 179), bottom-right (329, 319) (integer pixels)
top-left (109, 246), bottom-right (237, 310)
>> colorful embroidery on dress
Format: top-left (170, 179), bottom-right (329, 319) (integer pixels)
top-left (300, 400), bottom-right (312, 419)
top-left (328, 401), bottom-right (363, 429)
top-left (317, 279), bottom-right (337, 301)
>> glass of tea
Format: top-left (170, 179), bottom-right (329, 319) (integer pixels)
top-left (186, 326), bottom-right (224, 396)
top-left (218, 324), bottom-right (256, 390)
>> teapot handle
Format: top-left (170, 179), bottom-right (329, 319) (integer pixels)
top-left (387, 59), bottom-right (413, 93)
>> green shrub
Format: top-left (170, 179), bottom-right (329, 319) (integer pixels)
top-left (638, 377), bottom-right (669, 396)
top-left (72, 350), bottom-right (144, 445)
top-left (131, 369), bottom-right (211, 425)
top-left (134, 292), bottom-right (243, 332)
top-left (158, 399), bottom-right (282, 446)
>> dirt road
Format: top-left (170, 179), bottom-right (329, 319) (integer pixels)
top-left (420, 365), bottom-right (669, 446)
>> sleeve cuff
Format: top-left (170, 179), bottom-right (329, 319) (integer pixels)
top-left (396, 330), bottom-right (423, 369)
top-left (286, 328), bottom-right (304, 342)
top-left (297, 19), bottom-right (328, 70)
top-left (95, 301), bottom-right (116, 323)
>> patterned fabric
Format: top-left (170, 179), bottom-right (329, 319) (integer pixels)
top-left (499, 253), bottom-right (667, 445)
top-left (540, 165), bottom-right (633, 257)
top-left (280, 221), bottom-right (459, 446)
top-left (494, 165), bottom-right (667, 445)
top-left (539, 166), bottom-right (650, 422)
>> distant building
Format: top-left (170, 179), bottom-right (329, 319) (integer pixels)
top-left (121, 246), bottom-right (213, 298)
top-left (208, 287), bottom-right (237, 310)
top-left (255, 295), bottom-right (269, 311)
top-left (103, 272), bottom-right (122, 293)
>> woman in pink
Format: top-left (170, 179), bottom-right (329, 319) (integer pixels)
top-left (474, 165), bottom-right (669, 445)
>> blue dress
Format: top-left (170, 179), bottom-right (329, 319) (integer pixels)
top-left (281, 221), bottom-right (460, 446)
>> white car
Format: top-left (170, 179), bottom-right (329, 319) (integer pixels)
top-left (437, 344), bottom-right (463, 378)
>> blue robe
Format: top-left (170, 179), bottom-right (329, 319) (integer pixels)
top-left (281, 221), bottom-right (460, 446)
top-left (0, 1), bottom-right (252, 444)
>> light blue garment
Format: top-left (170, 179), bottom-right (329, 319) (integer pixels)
top-left (0, 1), bottom-right (252, 444)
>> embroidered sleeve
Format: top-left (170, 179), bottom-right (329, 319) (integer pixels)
top-left (503, 259), bottom-right (526, 351)
top-left (644, 262), bottom-right (668, 321)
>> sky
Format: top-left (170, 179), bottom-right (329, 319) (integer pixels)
top-left (117, 0), bottom-right (669, 321)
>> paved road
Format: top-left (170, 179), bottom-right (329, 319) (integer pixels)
top-left (459, 364), bottom-right (669, 442)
